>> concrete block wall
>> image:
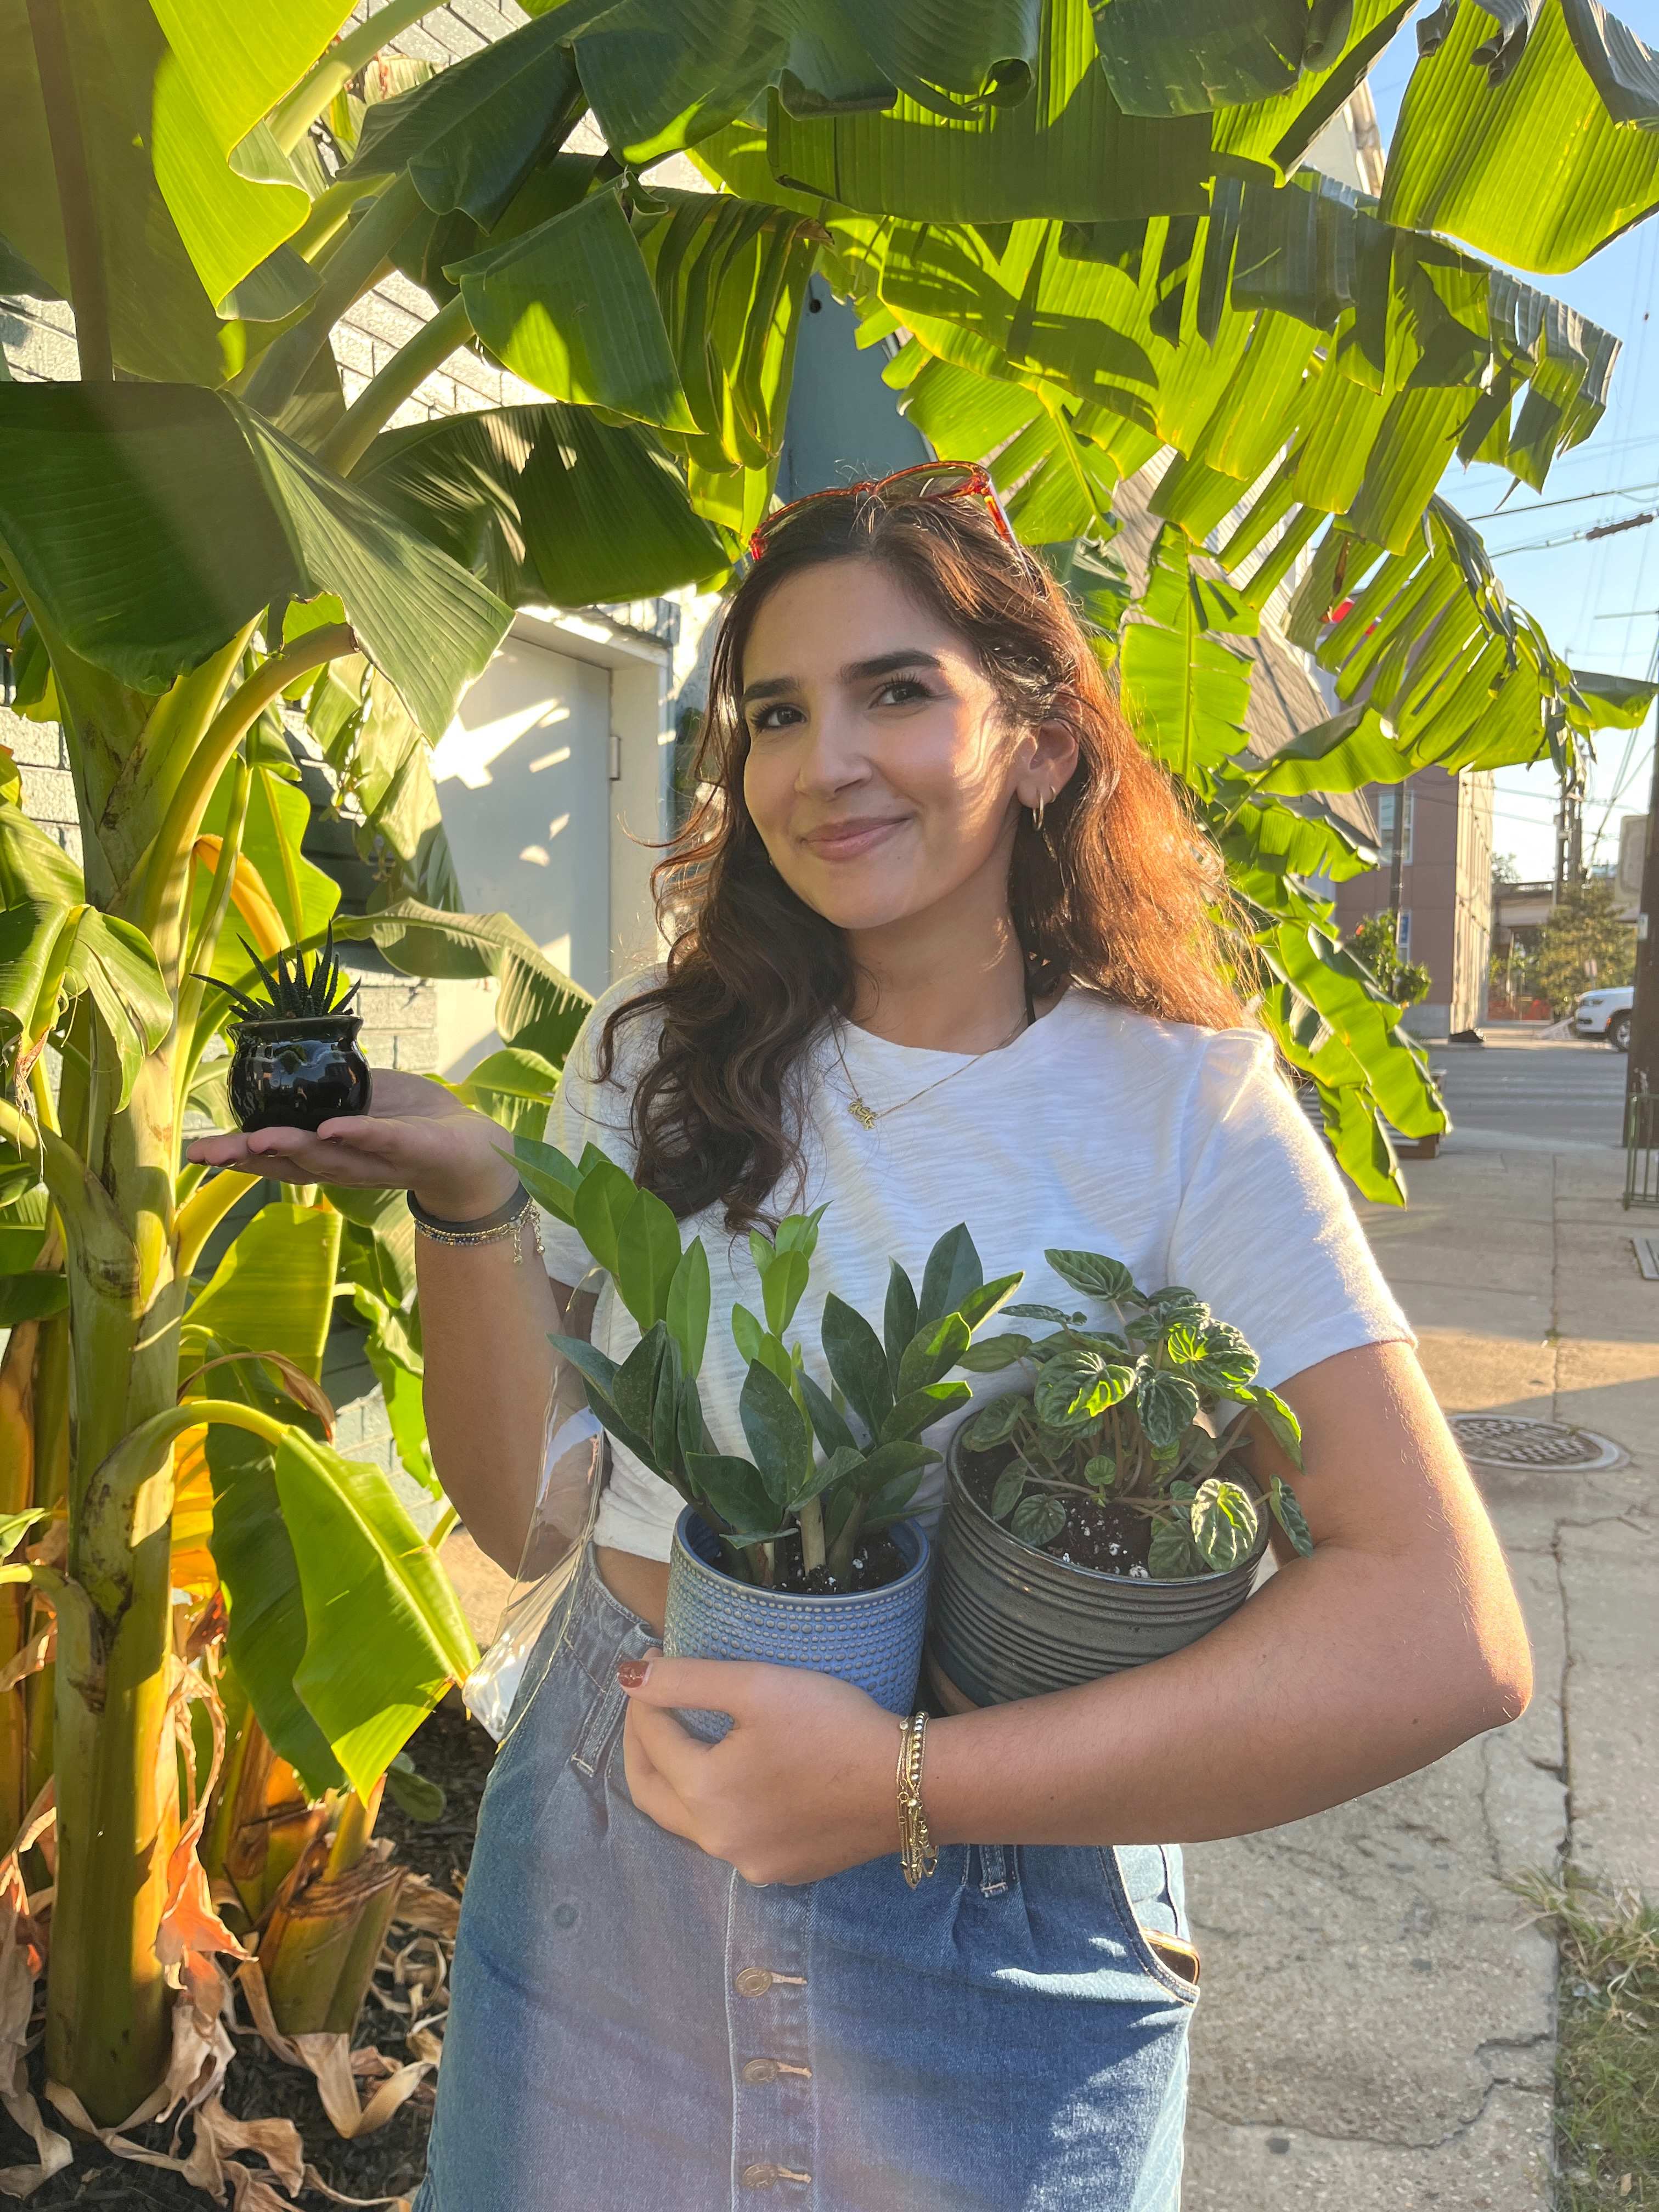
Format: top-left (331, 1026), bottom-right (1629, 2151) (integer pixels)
top-left (0, 705), bottom-right (81, 868)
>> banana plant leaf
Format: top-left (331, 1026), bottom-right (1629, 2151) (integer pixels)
top-left (634, 187), bottom-right (822, 474)
top-left (145, 0), bottom-right (355, 319)
top-left (1091, 0), bottom-right (1359, 114)
top-left (149, 0), bottom-right (354, 162)
top-left (0, 384), bottom-right (510, 741)
top-left (563, 0), bottom-right (1040, 168)
top-left (1253, 1014), bottom-right (1401, 1204)
top-left (306, 667), bottom-right (462, 913)
top-left (334, 899), bottom-right (591, 1067)
top-left (1276, 500), bottom-right (1654, 783)
top-left (274, 1429), bottom-right (477, 1799)
top-left (206, 1410), bottom-right (344, 1799)
top-left (0, 777), bottom-right (82, 910)
top-left (761, 0), bottom-right (1407, 213)
top-left (353, 404), bottom-right (727, 608)
top-left (770, 0), bottom-right (1214, 222)
top-left (388, 152), bottom-right (603, 311)
top-left (0, 230), bottom-right (54, 302)
top-left (193, 756), bottom-right (342, 1001)
top-left (834, 171), bottom-right (1620, 543)
top-left (183, 1203), bottom-right (343, 1380)
top-left (1381, 0), bottom-right (1659, 272)
top-left (1270, 922), bottom-right (1448, 1142)
top-left (351, 1284), bottom-right (439, 1497)
top-left (1212, 0), bottom-right (1415, 174)
top-left (1218, 793), bottom-right (1379, 889)
top-left (0, 0), bottom-right (254, 379)
top-left (571, 1), bottom-right (787, 166)
top-left (897, 352), bottom-right (1127, 539)
top-left (451, 1045), bottom-right (563, 1136)
top-left (1118, 527), bottom-right (1255, 786)
top-left (343, 4), bottom-right (597, 226)
top-left (1248, 704), bottom-right (1409, 796)
top-left (323, 55), bottom-right (436, 165)
top-left (0, 897), bottom-right (170, 1108)
top-left (329, 1183), bottom-right (419, 1313)
top-left (1568, 669), bottom-right (1657, 728)
top-left (205, 1356), bottom-right (475, 1802)
top-left (0, 1187), bottom-right (47, 1277)
top-left (450, 183), bottom-right (693, 427)
top-left (0, 1272), bottom-right (67, 1327)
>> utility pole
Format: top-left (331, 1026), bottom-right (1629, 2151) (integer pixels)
top-left (1566, 786), bottom-right (1584, 883)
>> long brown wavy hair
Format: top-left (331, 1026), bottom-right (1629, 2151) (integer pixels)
top-left (598, 479), bottom-right (1247, 1229)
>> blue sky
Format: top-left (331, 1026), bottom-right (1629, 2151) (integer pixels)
top-left (1365, 5), bottom-right (1659, 880)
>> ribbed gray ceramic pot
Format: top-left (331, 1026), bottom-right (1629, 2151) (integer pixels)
top-left (663, 1508), bottom-right (931, 1741)
top-left (928, 1419), bottom-right (1271, 1709)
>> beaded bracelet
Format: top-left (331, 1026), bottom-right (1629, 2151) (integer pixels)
top-left (896, 1711), bottom-right (939, 1888)
top-left (407, 1181), bottom-right (544, 1266)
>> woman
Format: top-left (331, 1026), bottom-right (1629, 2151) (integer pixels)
top-left (191, 466), bottom-right (1531, 2211)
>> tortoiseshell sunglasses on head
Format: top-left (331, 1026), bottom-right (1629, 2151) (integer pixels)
top-left (747, 460), bottom-right (1021, 563)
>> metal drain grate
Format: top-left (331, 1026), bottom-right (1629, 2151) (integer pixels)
top-left (1449, 1413), bottom-right (1627, 1472)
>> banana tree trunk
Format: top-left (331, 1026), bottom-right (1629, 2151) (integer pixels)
top-left (25, 1308), bottom-right (70, 1815)
top-left (259, 1778), bottom-right (402, 2038)
top-left (46, 1055), bottom-right (187, 2124)
top-left (263, 1855), bottom-right (406, 2037)
top-left (0, 1319), bottom-right (40, 1848)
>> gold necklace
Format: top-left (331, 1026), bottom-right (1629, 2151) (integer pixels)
top-left (833, 1002), bottom-right (1032, 1129)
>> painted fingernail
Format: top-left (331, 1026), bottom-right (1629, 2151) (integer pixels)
top-left (616, 1659), bottom-right (650, 1689)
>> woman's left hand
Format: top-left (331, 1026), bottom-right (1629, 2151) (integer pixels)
top-left (619, 1653), bottom-right (898, 1885)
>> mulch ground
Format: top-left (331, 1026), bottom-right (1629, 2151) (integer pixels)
top-left (3, 1695), bottom-right (495, 2208)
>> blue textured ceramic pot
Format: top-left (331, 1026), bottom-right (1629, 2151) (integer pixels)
top-left (662, 1509), bottom-right (931, 1742)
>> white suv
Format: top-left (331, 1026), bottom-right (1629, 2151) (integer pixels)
top-left (1574, 985), bottom-right (1634, 1051)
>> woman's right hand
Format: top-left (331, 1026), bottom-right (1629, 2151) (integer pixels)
top-left (185, 1068), bottom-right (523, 1222)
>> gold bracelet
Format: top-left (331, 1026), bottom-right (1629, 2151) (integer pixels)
top-left (896, 1712), bottom-right (939, 1889)
top-left (408, 1182), bottom-right (544, 1267)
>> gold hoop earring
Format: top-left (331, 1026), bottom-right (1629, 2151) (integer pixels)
top-left (1031, 794), bottom-right (1047, 833)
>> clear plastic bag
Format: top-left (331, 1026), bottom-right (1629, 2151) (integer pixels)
top-left (462, 1269), bottom-right (607, 1740)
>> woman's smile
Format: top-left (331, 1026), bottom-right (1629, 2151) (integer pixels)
top-left (798, 813), bottom-right (911, 860)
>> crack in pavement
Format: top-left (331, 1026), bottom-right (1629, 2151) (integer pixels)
top-left (1190, 2073), bottom-right (1551, 2156)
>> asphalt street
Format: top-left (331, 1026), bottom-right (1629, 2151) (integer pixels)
top-left (1431, 1032), bottom-right (1631, 1153)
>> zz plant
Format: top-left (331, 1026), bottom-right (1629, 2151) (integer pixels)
top-left (513, 1133), bottom-right (1020, 1588)
top-left (958, 1248), bottom-right (1314, 1578)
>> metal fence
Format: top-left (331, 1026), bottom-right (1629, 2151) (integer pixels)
top-left (1626, 1074), bottom-right (1658, 1210)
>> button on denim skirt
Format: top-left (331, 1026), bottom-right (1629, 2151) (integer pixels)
top-left (416, 1553), bottom-right (1197, 2211)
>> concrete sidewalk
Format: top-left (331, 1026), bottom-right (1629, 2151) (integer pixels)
top-left (1183, 1148), bottom-right (1659, 2211)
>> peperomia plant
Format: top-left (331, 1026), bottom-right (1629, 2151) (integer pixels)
top-left (511, 1132), bottom-right (1022, 1588)
top-left (956, 1248), bottom-right (1314, 1578)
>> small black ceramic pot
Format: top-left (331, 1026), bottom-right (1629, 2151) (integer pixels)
top-left (228, 1014), bottom-right (371, 1134)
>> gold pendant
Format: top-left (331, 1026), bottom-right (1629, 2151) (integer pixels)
top-left (848, 1096), bottom-right (878, 1130)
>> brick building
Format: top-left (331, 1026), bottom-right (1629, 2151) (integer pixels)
top-left (1332, 766), bottom-right (1496, 1036)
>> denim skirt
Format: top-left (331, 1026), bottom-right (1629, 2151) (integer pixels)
top-left (415, 1552), bottom-right (1197, 2211)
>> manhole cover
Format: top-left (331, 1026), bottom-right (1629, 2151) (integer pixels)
top-left (1449, 1413), bottom-right (1627, 1472)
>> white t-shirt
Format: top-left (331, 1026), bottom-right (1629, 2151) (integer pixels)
top-left (539, 973), bottom-right (1414, 1562)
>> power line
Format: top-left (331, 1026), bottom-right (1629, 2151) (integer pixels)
top-left (1589, 741), bottom-right (1655, 861)
top-left (1463, 476), bottom-right (1659, 521)
top-left (1487, 512), bottom-right (1655, 558)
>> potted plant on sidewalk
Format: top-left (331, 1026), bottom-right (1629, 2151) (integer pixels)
top-left (929, 1248), bottom-right (1313, 1709)
top-left (510, 1134), bottom-right (1020, 1733)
